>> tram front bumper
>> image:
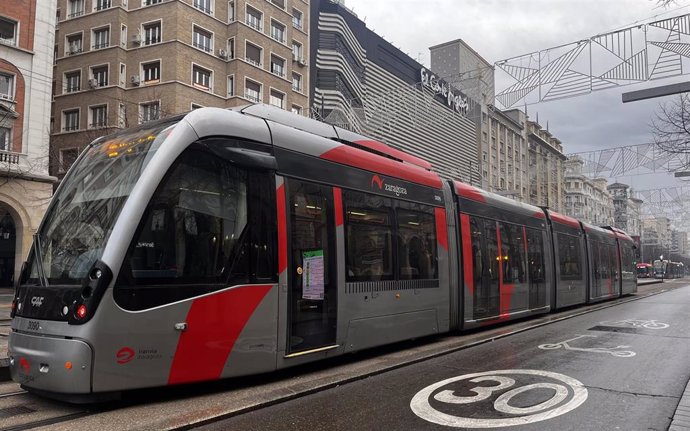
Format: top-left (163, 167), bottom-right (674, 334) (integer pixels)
top-left (8, 331), bottom-right (93, 394)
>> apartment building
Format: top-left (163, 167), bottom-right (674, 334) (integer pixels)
top-left (0, 1), bottom-right (56, 286)
top-left (563, 156), bottom-right (614, 225)
top-left (526, 121), bottom-right (566, 212)
top-left (51, 0), bottom-right (309, 178)
top-left (607, 182), bottom-right (642, 237)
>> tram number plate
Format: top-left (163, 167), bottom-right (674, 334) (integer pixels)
top-left (27, 320), bottom-right (40, 331)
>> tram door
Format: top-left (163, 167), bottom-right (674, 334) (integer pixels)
top-left (471, 216), bottom-right (500, 319)
top-left (286, 179), bottom-right (337, 354)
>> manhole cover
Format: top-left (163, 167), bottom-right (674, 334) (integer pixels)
top-left (0, 405), bottom-right (36, 419)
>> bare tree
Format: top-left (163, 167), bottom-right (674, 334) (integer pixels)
top-left (650, 93), bottom-right (690, 170)
top-left (655, 0), bottom-right (680, 7)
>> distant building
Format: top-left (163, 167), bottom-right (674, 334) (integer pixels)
top-left (0, 1), bottom-right (57, 286)
top-left (642, 216), bottom-right (672, 261)
top-left (430, 39), bottom-right (566, 210)
top-left (310, 1), bottom-right (479, 184)
top-left (671, 230), bottom-right (687, 255)
top-left (607, 182), bottom-right (642, 237)
top-left (563, 156), bottom-right (613, 225)
top-left (52, 0), bottom-right (310, 180)
top-left (526, 121), bottom-right (566, 212)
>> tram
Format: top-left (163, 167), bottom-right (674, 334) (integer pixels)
top-left (636, 263), bottom-right (653, 278)
top-left (8, 105), bottom-right (637, 399)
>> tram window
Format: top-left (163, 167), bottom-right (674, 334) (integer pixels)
top-left (115, 147), bottom-right (277, 310)
top-left (470, 216), bottom-right (483, 288)
top-left (126, 150), bottom-right (248, 283)
top-left (526, 229), bottom-right (545, 283)
top-left (344, 191), bottom-right (393, 281)
top-left (397, 202), bottom-right (437, 280)
top-left (498, 222), bottom-right (526, 285)
top-left (486, 221), bottom-right (499, 284)
top-left (557, 233), bottom-right (583, 281)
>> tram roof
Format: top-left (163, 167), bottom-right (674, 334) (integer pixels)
top-left (236, 104), bottom-right (434, 170)
top-left (452, 181), bottom-right (546, 220)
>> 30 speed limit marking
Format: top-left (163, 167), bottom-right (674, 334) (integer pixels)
top-left (410, 369), bottom-right (588, 428)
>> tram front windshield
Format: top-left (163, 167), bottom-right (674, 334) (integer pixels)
top-left (26, 121), bottom-right (179, 285)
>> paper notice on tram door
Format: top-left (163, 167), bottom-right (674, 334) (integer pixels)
top-left (302, 249), bottom-right (325, 300)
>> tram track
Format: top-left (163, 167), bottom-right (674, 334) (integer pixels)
top-left (0, 411), bottom-right (94, 431)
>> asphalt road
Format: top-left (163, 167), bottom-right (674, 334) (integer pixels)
top-left (196, 284), bottom-right (690, 431)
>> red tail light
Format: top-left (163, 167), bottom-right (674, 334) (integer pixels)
top-left (10, 299), bottom-right (17, 317)
top-left (75, 304), bottom-right (88, 320)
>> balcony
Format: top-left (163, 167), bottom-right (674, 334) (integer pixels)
top-left (0, 150), bottom-right (20, 165)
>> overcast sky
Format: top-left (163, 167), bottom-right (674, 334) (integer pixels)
top-left (343, 0), bottom-right (690, 191)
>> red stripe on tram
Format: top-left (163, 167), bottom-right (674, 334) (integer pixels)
top-left (333, 187), bottom-right (343, 227)
top-left (435, 207), bottom-right (448, 251)
top-left (277, 184), bottom-right (287, 274)
top-left (168, 285), bottom-right (272, 385)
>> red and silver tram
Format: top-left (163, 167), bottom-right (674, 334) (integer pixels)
top-left (8, 105), bottom-right (637, 399)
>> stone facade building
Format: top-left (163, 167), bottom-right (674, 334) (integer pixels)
top-left (563, 156), bottom-right (614, 225)
top-left (607, 182), bottom-right (642, 237)
top-left (52, 0), bottom-right (309, 179)
top-left (0, 1), bottom-right (56, 287)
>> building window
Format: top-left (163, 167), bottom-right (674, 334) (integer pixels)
top-left (193, 26), bottom-right (212, 52)
top-left (120, 24), bottom-right (127, 47)
top-left (94, 0), bottom-right (111, 11)
top-left (227, 38), bottom-right (235, 59)
top-left (194, 0), bottom-right (213, 14)
top-left (67, 34), bottom-right (83, 55)
top-left (140, 101), bottom-right (160, 123)
top-left (142, 61), bottom-right (160, 83)
top-left (119, 63), bottom-right (126, 86)
top-left (0, 73), bottom-right (14, 101)
top-left (63, 109), bottom-right (80, 131)
top-left (68, 0), bottom-right (84, 18)
top-left (0, 17), bottom-right (17, 46)
top-left (245, 42), bottom-right (262, 67)
top-left (270, 55), bottom-right (285, 77)
top-left (292, 40), bottom-right (302, 60)
top-left (228, 1), bottom-right (235, 21)
top-left (227, 75), bottom-right (234, 96)
top-left (91, 65), bottom-right (108, 86)
top-left (90, 105), bottom-right (107, 128)
top-left (65, 71), bottom-right (81, 93)
top-left (246, 6), bottom-right (262, 31)
top-left (143, 21), bottom-right (161, 45)
top-left (270, 0), bottom-right (285, 8)
top-left (270, 20), bottom-right (285, 43)
top-left (93, 27), bottom-right (110, 49)
top-left (269, 89), bottom-right (284, 109)
top-left (292, 8), bottom-right (302, 29)
top-left (192, 65), bottom-right (212, 90)
top-left (245, 79), bottom-right (261, 102)
top-left (59, 148), bottom-right (79, 173)
top-left (292, 72), bottom-right (302, 92)
top-left (291, 105), bottom-right (302, 115)
top-left (144, 0), bottom-right (162, 5)
top-left (118, 103), bottom-right (126, 128)
top-left (0, 127), bottom-right (10, 151)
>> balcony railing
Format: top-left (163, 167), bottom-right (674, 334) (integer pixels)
top-left (193, 42), bottom-right (211, 52)
top-left (0, 150), bottom-right (20, 165)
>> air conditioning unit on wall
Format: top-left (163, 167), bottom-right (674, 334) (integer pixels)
top-left (88, 78), bottom-right (98, 88)
top-left (217, 49), bottom-right (227, 59)
top-left (132, 34), bottom-right (141, 45)
top-left (131, 75), bottom-right (140, 86)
